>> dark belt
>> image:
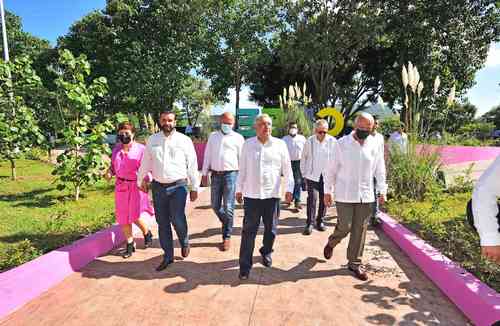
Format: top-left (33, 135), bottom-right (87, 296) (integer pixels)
top-left (117, 177), bottom-right (137, 182)
top-left (211, 170), bottom-right (238, 176)
top-left (153, 179), bottom-right (187, 188)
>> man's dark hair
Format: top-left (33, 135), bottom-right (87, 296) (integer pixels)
top-left (159, 111), bottom-right (176, 120)
top-left (288, 121), bottom-right (298, 128)
top-left (373, 115), bottom-right (379, 122)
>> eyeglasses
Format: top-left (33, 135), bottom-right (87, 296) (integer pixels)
top-left (317, 131), bottom-right (327, 135)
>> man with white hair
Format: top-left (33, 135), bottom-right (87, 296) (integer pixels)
top-left (300, 119), bottom-right (337, 235)
top-left (323, 112), bottom-right (387, 281)
top-left (236, 114), bottom-right (294, 280)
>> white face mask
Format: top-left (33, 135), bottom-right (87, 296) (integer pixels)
top-left (289, 128), bottom-right (298, 136)
top-left (221, 123), bottom-right (233, 134)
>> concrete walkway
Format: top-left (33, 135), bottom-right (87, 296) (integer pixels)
top-left (1, 188), bottom-right (469, 325)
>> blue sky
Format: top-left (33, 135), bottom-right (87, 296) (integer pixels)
top-left (5, 0), bottom-right (500, 116)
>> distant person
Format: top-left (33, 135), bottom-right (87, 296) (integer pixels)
top-left (106, 122), bottom-right (154, 259)
top-left (236, 114), bottom-right (293, 280)
top-left (282, 122), bottom-right (307, 211)
top-left (300, 119), bottom-right (337, 235)
top-left (389, 125), bottom-right (409, 154)
top-left (185, 124), bottom-right (193, 136)
top-left (370, 115), bottom-right (386, 226)
top-left (323, 112), bottom-right (387, 281)
top-left (138, 112), bottom-right (199, 271)
top-left (472, 155), bottom-right (500, 264)
top-left (201, 112), bottom-right (245, 251)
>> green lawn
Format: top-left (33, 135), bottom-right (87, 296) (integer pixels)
top-left (387, 192), bottom-right (500, 293)
top-left (0, 159), bottom-right (115, 272)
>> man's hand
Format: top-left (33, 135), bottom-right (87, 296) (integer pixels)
top-left (378, 194), bottom-right (385, 206)
top-left (285, 192), bottom-right (292, 204)
top-left (201, 175), bottom-right (209, 187)
top-left (190, 191), bottom-right (198, 202)
top-left (324, 193), bottom-right (333, 207)
top-left (481, 246), bottom-right (500, 263)
top-left (236, 192), bottom-right (243, 204)
top-left (139, 179), bottom-right (150, 193)
top-left (104, 171), bottom-right (113, 181)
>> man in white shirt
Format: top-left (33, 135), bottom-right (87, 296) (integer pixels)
top-left (472, 155), bottom-right (500, 263)
top-left (138, 112), bottom-right (199, 271)
top-left (201, 112), bottom-right (244, 251)
top-left (236, 114), bottom-right (293, 280)
top-left (282, 122), bottom-right (307, 211)
top-left (323, 112), bottom-right (387, 281)
top-left (370, 115), bottom-right (386, 226)
top-left (300, 119), bottom-right (337, 235)
top-left (389, 125), bottom-right (409, 154)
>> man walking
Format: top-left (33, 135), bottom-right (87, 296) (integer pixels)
top-left (201, 112), bottom-right (244, 251)
top-left (300, 119), bottom-right (337, 235)
top-left (323, 112), bottom-right (387, 281)
top-left (138, 112), bottom-right (199, 271)
top-left (236, 114), bottom-right (293, 280)
top-left (282, 122), bottom-right (307, 211)
top-left (370, 115), bottom-right (386, 226)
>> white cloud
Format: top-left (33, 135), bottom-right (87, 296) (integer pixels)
top-left (485, 43), bottom-right (500, 68)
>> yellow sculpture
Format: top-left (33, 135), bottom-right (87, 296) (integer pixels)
top-left (316, 107), bottom-right (345, 136)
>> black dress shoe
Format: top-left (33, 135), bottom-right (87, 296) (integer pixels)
top-left (144, 230), bottom-right (153, 248)
top-left (238, 271), bottom-right (250, 280)
top-left (122, 241), bottom-right (135, 259)
top-left (316, 222), bottom-right (326, 232)
top-left (303, 224), bottom-right (313, 235)
top-left (259, 247), bottom-right (272, 267)
top-left (349, 266), bottom-right (368, 281)
top-left (156, 259), bottom-right (174, 271)
top-left (323, 244), bottom-right (334, 260)
top-left (181, 245), bottom-right (190, 258)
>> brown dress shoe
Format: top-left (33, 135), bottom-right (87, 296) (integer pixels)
top-left (323, 244), bottom-right (334, 260)
top-left (222, 239), bottom-right (231, 251)
top-left (349, 266), bottom-right (368, 281)
top-left (181, 245), bottom-right (190, 258)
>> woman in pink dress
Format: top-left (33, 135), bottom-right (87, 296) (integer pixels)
top-left (106, 122), bottom-right (154, 258)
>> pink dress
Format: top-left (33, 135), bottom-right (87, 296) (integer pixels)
top-left (111, 142), bottom-right (154, 225)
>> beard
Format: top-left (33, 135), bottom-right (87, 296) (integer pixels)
top-left (161, 124), bottom-right (174, 134)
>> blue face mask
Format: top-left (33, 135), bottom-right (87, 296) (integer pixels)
top-left (221, 123), bottom-right (233, 134)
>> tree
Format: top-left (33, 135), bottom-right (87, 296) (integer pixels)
top-left (481, 104), bottom-right (500, 130)
top-left (177, 76), bottom-right (215, 128)
top-left (0, 56), bottom-right (45, 180)
top-left (59, 0), bottom-right (210, 117)
top-left (201, 0), bottom-right (278, 123)
top-left (51, 50), bottom-right (113, 201)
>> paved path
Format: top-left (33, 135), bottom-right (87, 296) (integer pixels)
top-left (1, 189), bottom-right (469, 325)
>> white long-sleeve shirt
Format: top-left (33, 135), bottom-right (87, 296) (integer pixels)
top-left (389, 131), bottom-right (408, 153)
top-left (202, 130), bottom-right (244, 175)
top-left (138, 131), bottom-right (199, 191)
top-left (324, 133), bottom-right (387, 203)
top-left (472, 155), bottom-right (500, 246)
top-left (300, 134), bottom-right (337, 182)
top-left (372, 131), bottom-right (385, 155)
top-left (236, 136), bottom-right (294, 199)
top-left (282, 134), bottom-right (307, 161)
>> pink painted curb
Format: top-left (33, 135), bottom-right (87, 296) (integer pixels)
top-left (380, 212), bottom-right (500, 326)
top-left (0, 224), bottom-right (125, 319)
top-left (0, 188), bottom-right (205, 321)
top-left (416, 145), bottom-right (500, 166)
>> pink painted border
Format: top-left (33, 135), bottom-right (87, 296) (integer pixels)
top-left (380, 212), bottom-right (500, 326)
top-left (0, 189), bottom-right (204, 321)
top-left (416, 145), bottom-right (500, 166)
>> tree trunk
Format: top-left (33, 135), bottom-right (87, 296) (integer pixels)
top-left (10, 158), bottom-right (16, 181)
top-left (75, 185), bottom-right (80, 201)
top-left (235, 71), bottom-right (241, 129)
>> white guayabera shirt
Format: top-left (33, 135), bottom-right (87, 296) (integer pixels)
top-left (138, 131), bottom-right (199, 191)
top-left (282, 134), bottom-right (307, 161)
top-left (324, 133), bottom-right (387, 203)
top-left (236, 136), bottom-right (294, 199)
top-left (300, 134), bottom-right (337, 182)
top-left (201, 130), bottom-right (245, 175)
top-left (472, 155), bottom-right (500, 246)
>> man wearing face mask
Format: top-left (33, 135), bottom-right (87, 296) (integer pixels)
top-left (138, 112), bottom-right (199, 271)
top-left (300, 119), bottom-right (337, 235)
top-left (323, 112), bottom-right (387, 281)
top-left (282, 122), bottom-right (307, 211)
top-left (201, 112), bottom-right (245, 251)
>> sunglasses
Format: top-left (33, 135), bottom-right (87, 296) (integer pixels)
top-left (317, 131), bottom-right (327, 135)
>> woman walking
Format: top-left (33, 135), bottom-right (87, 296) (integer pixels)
top-left (107, 122), bottom-right (154, 258)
